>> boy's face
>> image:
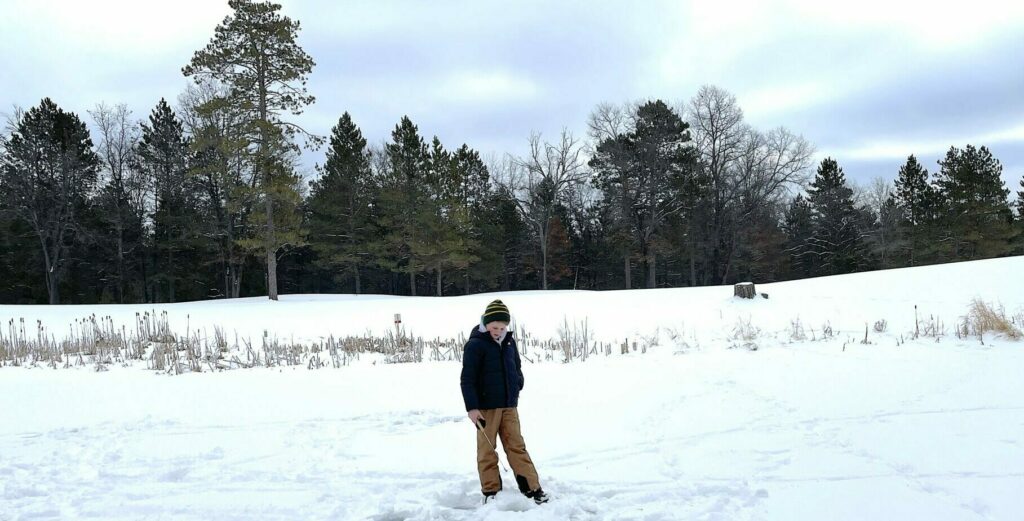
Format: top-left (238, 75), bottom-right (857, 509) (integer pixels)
top-left (485, 321), bottom-right (508, 342)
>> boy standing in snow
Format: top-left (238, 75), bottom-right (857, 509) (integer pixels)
top-left (460, 299), bottom-right (549, 504)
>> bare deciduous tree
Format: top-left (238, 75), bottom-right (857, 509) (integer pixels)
top-left (688, 86), bottom-right (813, 284)
top-left (510, 130), bottom-right (587, 289)
top-left (586, 101), bottom-right (638, 146)
top-left (687, 85), bottom-right (748, 283)
top-left (89, 102), bottom-right (146, 303)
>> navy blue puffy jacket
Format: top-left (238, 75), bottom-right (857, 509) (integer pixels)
top-left (460, 325), bottom-right (524, 411)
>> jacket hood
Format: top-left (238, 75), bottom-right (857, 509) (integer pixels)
top-left (470, 323), bottom-right (513, 344)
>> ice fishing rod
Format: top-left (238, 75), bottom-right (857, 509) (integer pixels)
top-left (475, 418), bottom-right (510, 473)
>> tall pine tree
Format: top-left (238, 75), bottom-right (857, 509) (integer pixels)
top-left (893, 154), bottom-right (936, 265)
top-left (183, 0), bottom-right (317, 300)
top-left (806, 158), bottom-right (867, 275)
top-left (1016, 175), bottom-right (1024, 254)
top-left (416, 138), bottom-right (479, 295)
top-left (452, 145), bottom-right (497, 293)
top-left (782, 195), bottom-right (815, 279)
top-left (1014, 174), bottom-right (1023, 220)
top-left (0, 99), bottom-right (99, 304)
top-left (376, 116), bottom-right (430, 295)
top-left (932, 145), bottom-right (1014, 260)
top-left (870, 195), bottom-right (905, 269)
top-left (589, 132), bottom-right (637, 288)
top-left (590, 100), bottom-right (700, 288)
top-left (137, 99), bottom-right (197, 302)
top-left (307, 113), bottom-right (373, 294)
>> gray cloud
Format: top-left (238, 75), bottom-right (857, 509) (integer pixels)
top-left (769, 33), bottom-right (1024, 140)
top-left (1, 1), bottom-right (1021, 190)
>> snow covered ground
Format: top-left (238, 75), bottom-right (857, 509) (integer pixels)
top-left (2, 257), bottom-right (1023, 520)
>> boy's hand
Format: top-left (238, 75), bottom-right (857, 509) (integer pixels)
top-left (468, 409), bottom-right (483, 426)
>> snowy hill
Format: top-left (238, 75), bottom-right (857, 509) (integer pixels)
top-left (1, 257), bottom-right (1023, 520)
top-left (3, 256), bottom-right (1023, 349)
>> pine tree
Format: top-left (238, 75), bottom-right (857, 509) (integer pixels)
top-left (413, 137), bottom-right (467, 295)
top-left (852, 202), bottom-right (881, 271)
top-left (932, 145), bottom-right (1014, 260)
top-left (137, 99), bottom-right (196, 302)
top-left (179, 79), bottom-right (254, 299)
top-left (452, 145), bottom-right (497, 293)
top-left (732, 197), bottom-right (787, 282)
top-left (0, 208), bottom-right (45, 303)
top-left (183, 0), bottom-right (317, 300)
top-left (870, 195), bottom-right (905, 269)
top-left (590, 100), bottom-right (700, 288)
top-left (376, 116), bottom-right (430, 295)
top-left (416, 139), bottom-right (484, 295)
top-left (589, 133), bottom-right (636, 288)
top-left (1016, 175), bottom-right (1024, 254)
top-left (235, 152), bottom-right (306, 293)
top-left (806, 158), bottom-right (867, 275)
top-left (307, 112), bottom-right (373, 294)
top-left (1015, 175), bottom-right (1023, 220)
top-left (489, 185), bottom-right (529, 291)
top-left (893, 154), bottom-right (936, 265)
top-left (782, 195), bottom-right (815, 279)
top-left (0, 99), bottom-right (100, 304)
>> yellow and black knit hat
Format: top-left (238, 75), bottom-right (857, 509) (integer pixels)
top-left (482, 299), bottom-right (511, 325)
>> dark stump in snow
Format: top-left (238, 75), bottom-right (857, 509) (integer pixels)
top-left (734, 282), bottom-right (756, 299)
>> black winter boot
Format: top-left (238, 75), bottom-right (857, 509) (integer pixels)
top-left (525, 488), bottom-right (549, 504)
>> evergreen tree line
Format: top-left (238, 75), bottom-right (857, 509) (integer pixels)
top-left (1, 90), bottom-right (1021, 304)
top-left (1, 1), bottom-right (1021, 304)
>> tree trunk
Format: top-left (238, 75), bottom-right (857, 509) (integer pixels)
top-left (409, 268), bottom-right (416, 296)
top-left (624, 256), bottom-right (631, 289)
top-left (909, 232), bottom-right (917, 267)
top-left (168, 249), bottom-right (175, 303)
top-left (228, 264), bottom-right (243, 299)
top-left (540, 221), bottom-right (550, 290)
top-left (264, 172), bottom-right (277, 300)
top-left (354, 265), bottom-right (361, 295)
top-left (542, 253), bottom-right (548, 290)
top-left (116, 220), bottom-right (125, 303)
top-left (259, 69), bottom-right (278, 301)
top-left (436, 267), bottom-right (442, 297)
top-left (721, 257), bottom-right (733, 285)
top-left (47, 274), bottom-right (59, 305)
top-left (267, 245), bottom-right (278, 300)
top-left (39, 235), bottom-right (59, 305)
top-left (226, 213), bottom-right (240, 298)
top-left (689, 238), bottom-right (697, 287)
top-left (141, 246), bottom-right (151, 302)
top-left (647, 251), bottom-right (656, 288)
top-left (236, 268), bottom-right (242, 299)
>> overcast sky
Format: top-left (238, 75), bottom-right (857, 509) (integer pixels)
top-left (2, 0), bottom-right (1022, 192)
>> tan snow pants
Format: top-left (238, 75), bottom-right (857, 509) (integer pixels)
top-left (475, 407), bottom-right (540, 494)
